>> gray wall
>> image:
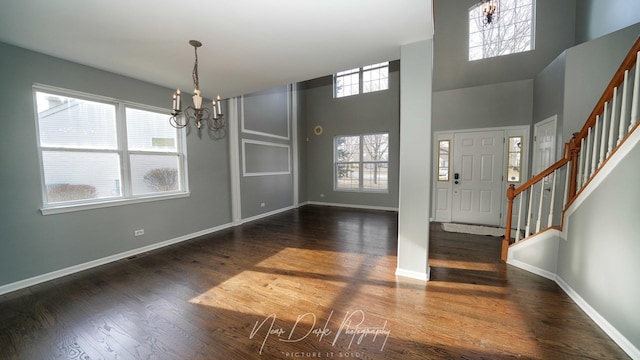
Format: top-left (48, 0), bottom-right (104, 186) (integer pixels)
top-left (302, 61), bottom-right (400, 209)
top-left (563, 23), bottom-right (640, 142)
top-left (533, 51), bottom-right (566, 160)
top-left (575, 0), bottom-right (640, 44)
top-left (558, 138), bottom-right (640, 350)
top-left (0, 42), bottom-right (232, 287)
top-left (238, 86), bottom-right (294, 219)
top-left (432, 79), bottom-right (533, 133)
top-left (433, 0), bottom-right (576, 91)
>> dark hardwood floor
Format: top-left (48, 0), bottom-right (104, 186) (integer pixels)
top-left (0, 205), bottom-right (628, 359)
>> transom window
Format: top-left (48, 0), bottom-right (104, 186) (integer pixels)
top-left (334, 133), bottom-right (389, 191)
top-left (469, 0), bottom-right (535, 61)
top-left (334, 62), bottom-right (389, 98)
top-left (35, 86), bottom-right (187, 213)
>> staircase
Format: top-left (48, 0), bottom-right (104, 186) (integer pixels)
top-left (502, 36), bottom-right (640, 261)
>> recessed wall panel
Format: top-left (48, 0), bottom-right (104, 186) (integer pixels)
top-left (242, 86), bottom-right (289, 139)
top-left (243, 140), bottom-right (290, 176)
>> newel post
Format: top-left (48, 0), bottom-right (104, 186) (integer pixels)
top-left (502, 184), bottom-right (516, 261)
top-left (568, 133), bottom-right (581, 201)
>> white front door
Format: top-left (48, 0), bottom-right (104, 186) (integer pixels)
top-left (451, 130), bottom-right (504, 226)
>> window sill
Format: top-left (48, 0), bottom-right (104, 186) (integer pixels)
top-left (40, 192), bottom-right (190, 215)
top-left (334, 189), bottom-right (389, 194)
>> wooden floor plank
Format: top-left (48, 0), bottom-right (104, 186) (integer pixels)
top-left (0, 205), bottom-right (629, 359)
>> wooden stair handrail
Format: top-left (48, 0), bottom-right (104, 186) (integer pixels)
top-left (502, 36), bottom-right (640, 261)
top-left (576, 36), bottom-right (640, 142)
top-left (512, 158), bottom-right (569, 197)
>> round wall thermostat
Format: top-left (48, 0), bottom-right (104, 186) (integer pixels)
top-left (313, 125), bottom-right (323, 135)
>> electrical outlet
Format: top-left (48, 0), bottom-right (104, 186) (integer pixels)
top-left (134, 229), bottom-right (144, 237)
top-left (320, 193), bottom-right (325, 198)
top-left (260, 202), bottom-right (266, 208)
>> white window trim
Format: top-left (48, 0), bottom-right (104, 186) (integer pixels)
top-left (334, 62), bottom-right (389, 98)
top-left (468, 0), bottom-right (536, 61)
top-left (333, 133), bottom-right (389, 193)
top-left (33, 84), bottom-right (189, 215)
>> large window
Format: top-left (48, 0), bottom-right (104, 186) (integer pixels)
top-left (35, 86), bottom-right (187, 213)
top-left (335, 133), bottom-right (389, 191)
top-left (469, 0), bottom-right (535, 61)
top-left (334, 62), bottom-right (389, 98)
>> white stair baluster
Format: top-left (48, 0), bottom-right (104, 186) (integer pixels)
top-left (598, 113), bottom-right (607, 167)
top-left (548, 170), bottom-right (557, 227)
top-left (536, 181), bottom-right (544, 232)
top-left (584, 127), bottom-right (592, 182)
top-left (591, 115), bottom-right (600, 175)
top-left (630, 53), bottom-right (640, 132)
top-left (563, 163), bottom-right (570, 207)
top-left (525, 187), bottom-right (534, 236)
top-left (516, 193), bottom-right (523, 243)
top-left (618, 72), bottom-right (629, 146)
top-left (606, 100), bottom-right (615, 158)
top-left (578, 138), bottom-right (585, 190)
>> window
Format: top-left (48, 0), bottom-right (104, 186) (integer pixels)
top-left (334, 62), bottom-right (389, 98)
top-left (469, 0), bottom-right (535, 61)
top-left (438, 140), bottom-right (450, 181)
top-left (335, 133), bottom-right (389, 191)
top-left (507, 136), bottom-right (522, 182)
top-left (35, 86), bottom-right (187, 213)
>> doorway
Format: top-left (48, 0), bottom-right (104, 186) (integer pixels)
top-left (433, 126), bottom-right (529, 227)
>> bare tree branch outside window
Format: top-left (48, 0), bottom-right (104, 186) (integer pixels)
top-left (335, 133), bottom-right (389, 191)
top-left (469, 0), bottom-right (534, 61)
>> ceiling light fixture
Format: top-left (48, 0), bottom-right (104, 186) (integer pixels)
top-left (480, 0), bottom-right (499, 26)
top-left (170, 40), bottom-right (224, 131)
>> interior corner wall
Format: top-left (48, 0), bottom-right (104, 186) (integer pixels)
top-left (432, 79), bottom-right (534, 133)
top-left (575, 0), bottom-right (640, 44)
top-left (562, 23), bottom-right (640, 140)
top-left (0, 42), bottom-right (232, 288)
top-left (533, 51), bottom-right (566, 160)
top-left (302, 62), bottom-right (400, 209)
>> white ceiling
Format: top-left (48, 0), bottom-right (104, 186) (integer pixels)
top-left (0, 0), bottom-right (433, 99)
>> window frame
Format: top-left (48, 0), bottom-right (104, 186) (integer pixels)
top-left (468, 0), bottom-right (536, 61)
top-left (34, 84), bottom-right (189, 215)
top-left (506, 136), bottom-right (523, 183)
top-left (334, 132), bottom-right (389, 193)
top-left (334, 62), bottom-right (389, 98)
top-left (437, 140), bottom-right (450, 182)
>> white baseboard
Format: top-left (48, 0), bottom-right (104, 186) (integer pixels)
top-left (0, 222), bottom-right (234, 296)
top-left (555, 276), bottom-right (640, 359)
top-left (395, 267), bottom-right (430, 281)
top-left (238, 205), bottom-right (297, 225)
top-left (506, 258), bottom-right (557, 282)
top-left (0, 204), bottom-right (310, 296)
top-left (307, 201), bottom-right (398, 212)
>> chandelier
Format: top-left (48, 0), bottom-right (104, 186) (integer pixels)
top-left (170, 40), bottom-right (224, 131)
top-left (480, 0), bottom-right (499, 26)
